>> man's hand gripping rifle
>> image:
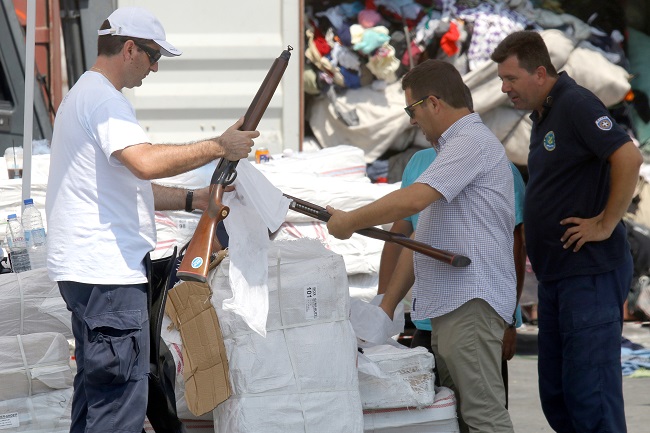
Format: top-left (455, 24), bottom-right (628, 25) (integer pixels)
top-left (176, 46), bottom-right (293, 283)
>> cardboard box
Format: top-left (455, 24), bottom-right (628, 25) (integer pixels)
top-left (165, 257), bottom-right (230, 417)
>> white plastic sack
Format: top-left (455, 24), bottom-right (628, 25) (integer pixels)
top-left (363, 386), bottom-right (459, 432)
top-left (348, 272), bottom-right (379, 302)
top-left (0, 388), bottom-right (73, 433)
top-left (211, 239), bottom-right (351, 338)
top-left (350, 295), bottom-right (404, 346)
top-left (216, 390), bottom-right (363, 433)
top-left (221, 321), bottom-right (358, 396)
top-left (563, 46), bottom-right (631, 107)
top-left (0, 268), bottom-right (72, 338)
top-left (255, 144), bottom-right (367, 179)
top-left (308, 81), bottom-right (415, 163)
top-left (221, 160), bottom-right (290, 337)
top-left (273, 221), bottom-right (384, 275)
top-left (0, 332), bottom-right (73, 400)
top-left (358, 345), bottom-right (435, 409)
top-left (210, 239), bottom-right (363, 433)
top-left (480, 107), bottom-right (532, 167)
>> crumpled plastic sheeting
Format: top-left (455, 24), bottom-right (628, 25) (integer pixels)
top-left (221, 160), bottom-right (290, 337)
top-left (350, 294), bottom-right (405, 346)
top-left (358, 344), bottom-right (436, 409)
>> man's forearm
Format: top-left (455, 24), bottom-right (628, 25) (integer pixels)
top-left (328, 183), bottom-right (440, 239)
top-left (378, 242), bottom-right (404, 295)
top-left (603, 141), bottom-right (643, 232)
top-left (152, 183), bottom-right (186, 211)
top-left (514, 224), bottom-right (526, 303)
top-left (378, 220), bottom-right (413, 294)
top-left (122, 140), bottom-right (222, 180)
top-left (152, 183), bottom-right (191, 211)
top-left (348, 192), bottom-right (417, 233)
top-left (152, 140), bottom-right (224, 177)
top-left (152, 183), bottom-right (212, 212)
top-left (379, 247), bottom-right (415, 320)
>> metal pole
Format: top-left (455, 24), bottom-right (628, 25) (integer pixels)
top-left (401, 6), bottom-right (414, 70)
top-left (21, 0), bottom-right (36, 208)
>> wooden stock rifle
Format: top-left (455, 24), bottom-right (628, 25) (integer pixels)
top-left (176, 46), bottom-right (293, 282)
top-left (284, 194), bottom-right (471, 268)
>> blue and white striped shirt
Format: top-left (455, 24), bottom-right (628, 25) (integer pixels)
top-left (412, 113), bottom-right (516, 323)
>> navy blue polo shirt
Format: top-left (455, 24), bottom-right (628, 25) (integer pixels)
top-left (524, 72), bottom-right (632, 281)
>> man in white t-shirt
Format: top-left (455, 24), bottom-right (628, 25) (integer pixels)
top-left (45, 7), bottom-right (258, 433)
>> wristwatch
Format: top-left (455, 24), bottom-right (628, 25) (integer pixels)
top-left (508, 310), bottom-right (517, 329)
top-left (185, 189), bottom-right (194, 212)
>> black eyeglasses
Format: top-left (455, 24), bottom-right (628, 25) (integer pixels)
top-left (133, 41), bottom-right (162, 65)
top-left (404, 95), bottom-right (441, 118)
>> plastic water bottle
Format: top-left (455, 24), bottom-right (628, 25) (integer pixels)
top-left (22, 198), bottom-right (47, 270)
top-left (5, 214), bottom-right (31, 273)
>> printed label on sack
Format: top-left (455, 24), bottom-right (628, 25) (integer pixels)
top-left (304, 285), bottom-right (319, 320)
top-left (176, 218), bottom-right (198, 237)
top-left (0, 412), bottom-right (19, 428)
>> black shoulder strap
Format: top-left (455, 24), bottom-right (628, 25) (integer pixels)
top-left (145, 249), bottom-right (186, 433)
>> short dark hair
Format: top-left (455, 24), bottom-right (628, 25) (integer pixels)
top-left (401, 60), bottom-right (468, 109)
top-left (462, 84), bottom-right (474, 112)
top-left (491, 31), bottom-right (558, 77)
top-left (97, 19), bottom-right (152, 57)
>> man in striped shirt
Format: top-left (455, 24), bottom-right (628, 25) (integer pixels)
top-left (327, 59), bottom-right (516, 432)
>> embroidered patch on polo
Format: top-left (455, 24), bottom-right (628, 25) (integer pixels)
top-left (596, 116), bottom-right (613, 130)
top-left (544, 131), bottom-right (556, 151)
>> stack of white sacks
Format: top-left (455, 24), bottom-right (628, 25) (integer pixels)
top-left (359, 345), bottom-right (459, 432)
top-left (352, 297), bottom-right (459, 432)
top-left (0, 151), bottom-right (79, 430)
top-left (157, 147), bottom-right (460, 431)
top-left (161, 236), bottom-right (459, 432)
top-left (211, 238), bottom-right (364, 432)
top-left (0, 269), bottom-right (74, 432)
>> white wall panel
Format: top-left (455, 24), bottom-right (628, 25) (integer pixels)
top-left (118, 0), bottom-right (301, 154)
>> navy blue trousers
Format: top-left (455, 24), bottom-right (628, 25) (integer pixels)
top-left (537, 255), bottom-right (632, 433)
top-left (59, 281), bottom-right (150, 433)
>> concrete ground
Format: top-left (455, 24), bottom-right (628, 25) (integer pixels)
top-left (508, 322), bottom-right (650, 432)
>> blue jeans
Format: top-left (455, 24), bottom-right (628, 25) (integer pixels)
top-left (59, 281), bottom-right (150, 433)
top-left (537, 255), bottom-right (632, 433)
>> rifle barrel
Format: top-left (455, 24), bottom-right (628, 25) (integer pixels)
top-left (176, 47), bottom-right (293, 282)
top-left (285, 194), bottom-right (471, 268)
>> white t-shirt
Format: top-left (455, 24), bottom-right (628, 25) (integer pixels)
top-left (45, 71), bottom-right (155, 284)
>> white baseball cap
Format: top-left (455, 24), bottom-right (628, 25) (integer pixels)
top-left (97, 6), bottom-right (181, 57)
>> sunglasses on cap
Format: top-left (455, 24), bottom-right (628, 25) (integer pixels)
top-left (133, 40), bottom-right (162, 65)
top-left (404, 95), bottom-right (441, 119)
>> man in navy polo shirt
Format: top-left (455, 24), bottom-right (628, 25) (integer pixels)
top-left (492, 31), bottom-right (643, 432)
